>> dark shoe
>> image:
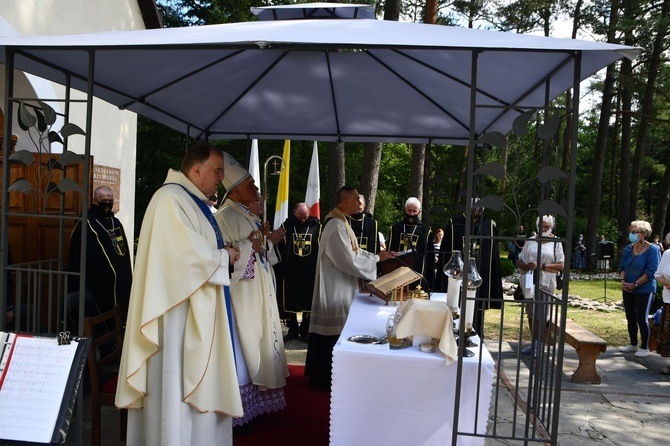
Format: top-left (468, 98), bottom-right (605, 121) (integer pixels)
top-left (283, 329), bottom-right (299, 341)
top-left (299, 333), bottom-right (310, 343)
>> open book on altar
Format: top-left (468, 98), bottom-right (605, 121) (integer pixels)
top-left (365, 266), bottom-right (422, 304)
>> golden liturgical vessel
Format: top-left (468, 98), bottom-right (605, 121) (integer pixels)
top-left (409, 285), bottom-right (429, 300)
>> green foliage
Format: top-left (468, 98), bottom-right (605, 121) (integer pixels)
top-left (141, 0), bottom-right (670, 252)
top-left (499, 257), bottom-right (516, 277)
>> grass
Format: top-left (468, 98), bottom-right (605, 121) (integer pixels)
top-left (485, 277), bottom-right (631, 347)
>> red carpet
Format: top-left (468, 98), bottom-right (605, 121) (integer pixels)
top-left (233, 364), bottom-right (331, 446)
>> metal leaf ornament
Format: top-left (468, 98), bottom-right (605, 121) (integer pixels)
top-left (476, 132), bottom-right (506, 148)
top-left (46, 181), bottom-right (60, 195)
top-left (60, 123), bottom-right (86, 138)
top-left (46, 158), bottom-right (62, 170)
top-left (18, 102), bottom-right (36, 131)
top-left (49, 131), bottom-right (64, 145)
top-left (474, 162), bottom-right (505, 180)
top-left (35, 109), bottom-right (47, 132)
top-left (537, 166), bottom-right (568, 184)
top-left (8, 178), bottom-right (33, 194)
top-left (476, 195), bottom-right (504, 211)
top-left (57, 178), bottom-right (83, 193)
top-left (8, 150), bottom-right (35, 166)
top-left (59, 151), bottom-right (84, 165)
top-left (537, 117), bottom-right (562, 140)
top-left (37, 101), bottom-right (57, 126)
top-left (512, 110), bottom-right (536, 137)
top-left (537, 199), bottom-right (567, 218)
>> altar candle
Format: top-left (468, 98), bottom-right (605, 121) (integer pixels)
top-left (465, 289), bottom-right (476, 331)
top-left (447, 277), bottom-right (461, 308)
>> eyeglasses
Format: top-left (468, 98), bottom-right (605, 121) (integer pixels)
top-left (631, 231), bottom-right (644, 234)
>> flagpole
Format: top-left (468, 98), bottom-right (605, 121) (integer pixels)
top-left (263, 154), bottom-right (285, 245)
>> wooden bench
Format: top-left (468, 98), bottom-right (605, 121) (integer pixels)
top-left (551, 319), bottom-right (608, 384)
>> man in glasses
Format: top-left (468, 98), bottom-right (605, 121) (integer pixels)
top-left (67, 185), bottom-right (133, 321)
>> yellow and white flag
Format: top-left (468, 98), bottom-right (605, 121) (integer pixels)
top-left (273, 140), bottom-right (290, 229)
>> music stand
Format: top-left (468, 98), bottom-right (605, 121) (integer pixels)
top-left (595, 242), bottom-right (614, 302)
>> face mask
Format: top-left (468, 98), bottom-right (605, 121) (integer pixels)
top-left (404, 215), bottom-right (417, 224)
top-left (541, 231), bottom-right (551, 237)
top-left (578, 237), bottom-right (583, 241)
top-left (96, 202), bottom-right (114, 218)
top-left (629, 232), bottom-right (639, 243)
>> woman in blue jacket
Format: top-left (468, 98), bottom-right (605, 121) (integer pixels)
top-left (618, 220), bottom-right (661, 358)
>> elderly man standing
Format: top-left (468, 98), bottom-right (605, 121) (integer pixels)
top-left (116, 141), bottom-right (242, 446)
top-left (305, 186), bottom-right (394, 390)
top-left (216, 152), bottom-right (289, 429)
top-left (277, 202), bottom-right (321, 342)
top-left (388, 197), bottom-right (434, 290)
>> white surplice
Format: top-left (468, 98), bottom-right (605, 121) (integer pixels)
top-left (309, 209), bottom-right (380, 336)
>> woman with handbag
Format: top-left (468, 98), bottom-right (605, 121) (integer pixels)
top-left (517, 215), bottom-right (565, 356)
top-left (618, 220), bottom-right (660, 358)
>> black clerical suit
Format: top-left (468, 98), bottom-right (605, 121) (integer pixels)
top-left (276, 214), bottom-right (321, 340)
top-left (349, 212), bottom-right (380, 254)
top-left (67, 204), bottom-right (133, 322)
top-left (435, 213), bottom-right (503, 334)
top-left (388, 216), bottom-right (434, 291)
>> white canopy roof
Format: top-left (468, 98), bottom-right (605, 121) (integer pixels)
top-left (0, 13), bottom-right (639, 144)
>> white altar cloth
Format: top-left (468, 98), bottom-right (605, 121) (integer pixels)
top-left (330, 293), bottom-right (495, 446)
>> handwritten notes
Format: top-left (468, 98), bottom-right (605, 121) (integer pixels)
top-left (0, 335), bottom-right (78, 442)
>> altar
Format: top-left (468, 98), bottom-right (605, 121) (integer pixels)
top-left (330, 293), bottom-right (495, 446)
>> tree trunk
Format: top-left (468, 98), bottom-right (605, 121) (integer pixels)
top-left (609, 94), bottom-right (621, 219)
top-left (628, 0), bottom-right (670, 222)
top-left (653, 154), bottom-right (670, 237)
top-left (618, 52), bottom-right (633, 249)
top-left (328, 141), bottom-right (345, 210)
top-left (410, 143), bottom-right (425, 211)
top-left (585, 0), bottom-right (618, 264)
top-left (359, 143), bottom-right (382, 215)
top-left (425, 0), bottom-right (438, 24)
top-left (383, 0), bottom-right (401, 21)
top-left (585, 64), bottom-right (615, 261)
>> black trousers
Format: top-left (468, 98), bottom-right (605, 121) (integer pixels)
top-left (622, 290), bottom-right (654, 349)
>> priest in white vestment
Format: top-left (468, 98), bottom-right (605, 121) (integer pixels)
top-left (305, 186), bottom-right (394, 390)
top-left (215, 152), bottom-right (289, 427)
top-left (116, 142), bottom-right (242, 446)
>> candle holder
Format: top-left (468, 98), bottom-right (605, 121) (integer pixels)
top-left (461, 258), bottom-right (482, 357)
top-left (443, 250), bottom-right (464, 319)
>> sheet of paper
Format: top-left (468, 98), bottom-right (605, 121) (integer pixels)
top-left (525, 273), bottom-right (533, 289)
top-left (0, 335), bottom-right (78, 443)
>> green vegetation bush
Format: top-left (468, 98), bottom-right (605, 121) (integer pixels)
top-left (499, 257), bottom-right (516, 277)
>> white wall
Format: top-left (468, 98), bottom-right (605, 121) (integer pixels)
top-left (1, 0), bottom-right (149, 242)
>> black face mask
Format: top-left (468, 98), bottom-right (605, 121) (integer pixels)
top-left (404, 215), bottom-right (417, 225)
top-left (95, 202), bottom-right (114, 218)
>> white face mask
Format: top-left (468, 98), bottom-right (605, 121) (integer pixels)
top-left (541, 231), bottom-right (551, 237)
